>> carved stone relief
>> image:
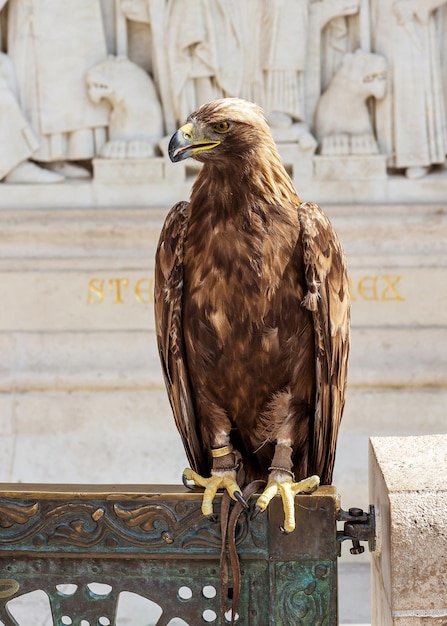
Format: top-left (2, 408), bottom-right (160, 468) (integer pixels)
top-left (0, 52), bottom-right (42, 181)
top-left (314, 49), bottom-right (387, 156)
top-left (86, 55), bottom-right (164, 159)
top-left (371, 0), bottom-right (447, 179)
top-left (0, 0), bottom-right (109, 182)
top-left (0, 0), bottom-right (446, 190)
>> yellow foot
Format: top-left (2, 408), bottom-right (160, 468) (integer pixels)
top-left (182, 467), bottom-right (247, 519)
top-left (254, 474), bottom-right (320, 533)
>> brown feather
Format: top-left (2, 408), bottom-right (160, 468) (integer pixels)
top-left (154, 98), bottom-right (350, 485)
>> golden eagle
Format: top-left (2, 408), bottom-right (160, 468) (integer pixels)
top-left (155, 98), bottom-right (350, 533)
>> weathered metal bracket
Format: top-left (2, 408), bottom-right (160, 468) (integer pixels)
top-left (336, 505), bottom-right (376, 556)
top-left (0, 484), bottom-right (341, 626)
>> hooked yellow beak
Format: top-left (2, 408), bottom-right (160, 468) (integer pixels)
top-left (168, 122), bottom-right (221, 162)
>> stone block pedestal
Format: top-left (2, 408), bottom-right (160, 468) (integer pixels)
top-left (369, 435), bottom-right (447, 625)
top-left (92, 157), bottom-right (165, 183)
top-left (314, 155), bottom-right (387, 181)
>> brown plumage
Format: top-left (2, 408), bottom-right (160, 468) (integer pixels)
top-left (154, 98), bottom-right (350, 522)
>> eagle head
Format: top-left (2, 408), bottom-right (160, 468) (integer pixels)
top-left (168, 98), bottom-right (274, 164)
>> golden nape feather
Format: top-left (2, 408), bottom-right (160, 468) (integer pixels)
top-left (154, 98), bottom-right (350, 536)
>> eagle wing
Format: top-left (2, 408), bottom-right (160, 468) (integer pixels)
top-left (298, 201), bottom-right (350, 484)
top-left (155, 200), bottom-right (349, 484)
top-left (154, 201), bottom-right (207, 476)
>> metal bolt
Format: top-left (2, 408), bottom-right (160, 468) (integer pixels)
top-left (349, 507), bottom-right (364, 517)
top-left (350, 540), bottom-right (365, 555)
top-left (349, 509), bottom-right (365, 554)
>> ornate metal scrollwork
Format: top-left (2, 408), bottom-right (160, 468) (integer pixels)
top-left (0, 485), bottom-right (342, 625)
top-left (0, 502), bottom-right (39, 529)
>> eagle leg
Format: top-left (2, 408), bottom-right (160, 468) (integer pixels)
top-left (253, 443), bottom-right (320, 533)
top-left (182, 444), bottom-right (248, 518)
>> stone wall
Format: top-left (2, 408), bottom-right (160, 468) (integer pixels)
top-left (370, 435), bottom-right (447, 625)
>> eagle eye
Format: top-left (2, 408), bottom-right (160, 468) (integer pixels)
top-left (212, 121), bottom-right (230, 133)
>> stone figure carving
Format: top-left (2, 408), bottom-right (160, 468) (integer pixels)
top-left (118, 0), bottom-right (177, 135)
top-left (122, 7), bottom-right (153, 75)
top-left (314, 49), bottom-right (387, 155)
top-left (262, 0), bottom-right (360, 124)
top-left (261, 0), bottom-right (309, 123)
top-left (239, 0), bottom-right (263, 105)
top-left (371, 0), bottom-right (447, 178)
top-left (209, 0), bottom-right (244, 100)
top-left (303, 0), bottom-right (360, 132)
top-left (119, 0), bottom-right (244, 133)
top-left (260, 0), bottom-right (362, 153)
top-left (0, 0), bottom-right (110, 180)
top-left (166, 0), bottom-right (219, 124)
top-left (86, 55), bottom-right (164, 159)
top-left (0, 52), bottom-right (63, 183)
top-left (260, 0), bottom-right (317, 153)
top-left (120, 0), bottom-right (151, 24)
top-left (166, 0), bottom-right (243, 126)
top-left (319, 0), bottom-right (361, 90)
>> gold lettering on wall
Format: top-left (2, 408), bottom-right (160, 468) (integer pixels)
top-left (87, 278), bottom-right (105, 304)
top-left (87, 275), bottom-right (405, 304)
top-left (87, 278), bottom-right (155, 304)
top-left (134, 278), bottom-right (153, 304)
top-left (380, 275), bottom-right (405, 301)
top-left (349, 275), bottom-right (404, 302)
top-left (108, 278), bottom-right (129, 304)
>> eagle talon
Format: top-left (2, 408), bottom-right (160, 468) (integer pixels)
top-left (251, 504), bottom-right (263, 520)
top-left (207, 514), bottom-right (219, 523)
top-left (255, 474), bottom-right (320, 534)
top-left (234, 491), bottom-right (249, 510)
top-left (280, 525), bottom-right (289, 535)
top-left (181, 466), bottom-right (244, 518)
top-left (182, 473), bottom-right (194, 490)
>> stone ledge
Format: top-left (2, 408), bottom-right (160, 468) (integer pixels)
top-left (92, 157), bottom-right (165, 183)
top-left (2, 167), bottom-right (447, 207)
top-left (0, 204), bottom-right (445, 262)
top-left (370, 435), bottom-right (447, 625)
top-left (314, 155), bottom-right (387, 181)
top-left (1, 328), bottom-right (446, 393)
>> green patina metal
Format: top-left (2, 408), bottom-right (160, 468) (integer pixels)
top-left (0, 484), bottom-right (341, 625)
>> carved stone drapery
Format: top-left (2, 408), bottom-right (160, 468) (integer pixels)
top-left (1, 0), bottom-right (447, 189)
